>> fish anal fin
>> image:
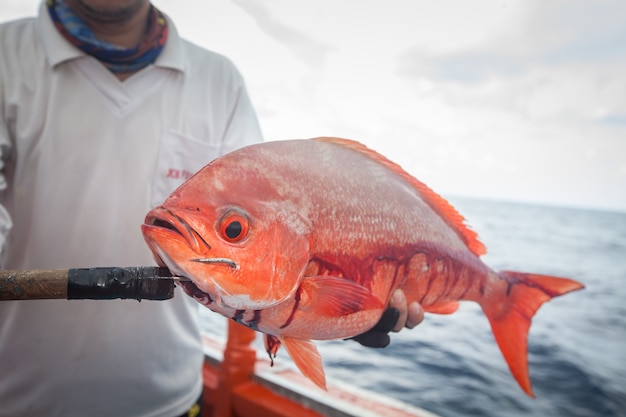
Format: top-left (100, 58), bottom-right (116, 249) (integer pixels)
top-left (484, 271), bottom-right (585, 397)
top-left (314, 137), bottom-right (486, 256)
top-left (300, 276), bottom-right (384, 316)
top-left (425, 301), bottom-right (460, 314)
top-left (281, 337), bottom-right (327, 390)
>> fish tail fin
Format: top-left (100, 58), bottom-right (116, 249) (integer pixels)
top-left (483, 271), bottom-right (584, 397)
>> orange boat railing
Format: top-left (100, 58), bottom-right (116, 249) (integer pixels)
top-left (202, 321), bottom-right (324, 417)
top-left (201, 321), bottom-right (440, 417)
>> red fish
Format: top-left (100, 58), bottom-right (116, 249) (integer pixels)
top-left (141, 137), bottom-right (584, 396)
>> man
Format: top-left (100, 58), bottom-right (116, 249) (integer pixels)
top-left (0, 1), bottom-right (422, 416)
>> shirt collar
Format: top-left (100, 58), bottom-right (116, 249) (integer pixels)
top-left (153, 14), bottom-right (185, 72)
top-left (36, 1), bottom-right (185, 73)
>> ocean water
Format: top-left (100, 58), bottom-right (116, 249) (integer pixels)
top-left (199, 198), bottom-right (626, 417)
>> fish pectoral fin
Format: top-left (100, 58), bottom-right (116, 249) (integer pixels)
top-left (264, 334), bottom-right (281, 366)
top-left (300, 276), bottom-right (384, 316)
top-left (281, 336), bottom-right (327, 390)
top-left (425, 301), bottom-right (460, 314)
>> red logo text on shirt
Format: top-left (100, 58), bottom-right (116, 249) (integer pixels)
top-left (166, 168), bottom-right (194, 180)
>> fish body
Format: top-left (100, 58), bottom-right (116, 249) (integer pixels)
top-left (141, 137), bottom-right (584, 395)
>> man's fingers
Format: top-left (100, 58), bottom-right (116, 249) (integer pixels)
top-left (390, 289), bottom-right (425, 331)
top-left (406, 302), bottom-right (425, 329)
top-left (389, 289), bottom-right (407, 332)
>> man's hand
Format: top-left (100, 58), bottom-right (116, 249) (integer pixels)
top-left (350, 289), bottom-right (424, 348)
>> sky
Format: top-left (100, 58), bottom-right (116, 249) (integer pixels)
top-left (1, 0), bottom-right (625, 212)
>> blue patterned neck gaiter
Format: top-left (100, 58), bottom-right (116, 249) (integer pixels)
top-left (47, 0), bottom-right (168, 73)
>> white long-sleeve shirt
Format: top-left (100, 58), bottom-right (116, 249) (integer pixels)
top-left (0, 3), bottom-right (263, 416)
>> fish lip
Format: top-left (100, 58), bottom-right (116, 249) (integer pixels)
top-left (144, 207), bottom-right (211, 255)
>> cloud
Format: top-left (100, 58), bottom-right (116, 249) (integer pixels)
top-left (393, 0), bottom-right (626, 132)
top-left (397, 0), bottom-right (626, 83)
top-left (532, 0), bottom-right (626, 64)
top-left (231, 0), bottom-right (333, 69)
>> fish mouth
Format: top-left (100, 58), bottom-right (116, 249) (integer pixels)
top-left (144, 207), bottom-right (212, 255)
top-left (149, 244), bottom-right (228, 308)
top-left (143, 208), bottom-right (240, 273)
top-left (177, 272), bottom-right (246, 310)
top-left (177, 279), bottom-right (215, 306)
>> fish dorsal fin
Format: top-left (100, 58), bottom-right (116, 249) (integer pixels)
top-left (314, 137), bottom-right (486, 256)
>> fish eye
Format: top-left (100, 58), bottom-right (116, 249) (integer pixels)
top-left (225, 221), bottom-right (242, 239)
top-left (219, 211), bottom-right (249, 243)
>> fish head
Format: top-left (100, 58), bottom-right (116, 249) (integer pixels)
top-left (141, 157), bottom-right (311, 310)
